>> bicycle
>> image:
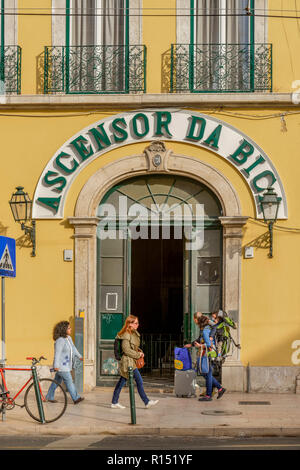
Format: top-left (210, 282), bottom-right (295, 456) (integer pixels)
top-left (0, 356), bottom-right (68, 423)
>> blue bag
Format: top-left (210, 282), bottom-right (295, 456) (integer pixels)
top-left (174, 347), bottom-right (192, 371)
top-left (197, 354), bottom-right (209, 375)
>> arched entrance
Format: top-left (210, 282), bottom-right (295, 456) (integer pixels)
top-left (68, 143), bottom-right (247, 390)
top-left (96, 174), bottom-right (222, 382)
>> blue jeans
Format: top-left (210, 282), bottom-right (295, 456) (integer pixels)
top-left (46, 371), bottom-right (81, 402)
top-left (112, 368), bottom-right (149, 405)
top-left (204, 364), bottom-right (222, 397)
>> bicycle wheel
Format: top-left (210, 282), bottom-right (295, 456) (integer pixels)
top-left (24, 378), bottom-right (67, 423)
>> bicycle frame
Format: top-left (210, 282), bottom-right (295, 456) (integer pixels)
top-left (0, 366), bottom-right (34, 403)
top-left (0, 365), bottom-right (46, 423)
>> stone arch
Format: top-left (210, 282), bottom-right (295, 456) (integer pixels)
top-left (69, 146), bottom-right (247, 391)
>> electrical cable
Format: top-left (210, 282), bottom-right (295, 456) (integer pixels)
top-left (248, 217), bottom-right (300, 233)
top-left (0, 10), bottom-right (299, 19)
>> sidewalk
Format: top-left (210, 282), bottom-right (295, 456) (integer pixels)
top-left (1, 386), bottom-right (300, 438)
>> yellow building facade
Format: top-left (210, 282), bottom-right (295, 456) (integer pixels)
top-left (1, 1), bottom-right (300, 392)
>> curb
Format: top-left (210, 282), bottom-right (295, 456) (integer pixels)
top-left (1, 425), bottom-right (300, 438)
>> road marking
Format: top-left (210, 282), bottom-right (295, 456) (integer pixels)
top-left (42, 435), bottom-right (108, 450)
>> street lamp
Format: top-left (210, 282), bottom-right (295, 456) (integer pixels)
top-left (259, 187), bottom-right (281, 258)
top-left (9, 186), bottom-right (36, 257)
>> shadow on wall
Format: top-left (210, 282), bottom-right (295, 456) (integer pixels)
top-left (36, 51), bottom-right (45, 94)
top-left (243, 231), bottom-right (270, 253)
top-left (15, 233), bottom-right (32, 251)
top-left (161, 49), bottom-right (171, 93)
top-left (0, 222), bottom-right (8, 236)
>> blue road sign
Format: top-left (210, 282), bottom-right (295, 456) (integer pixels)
top-left (0, 236), bottom-right (16, 277)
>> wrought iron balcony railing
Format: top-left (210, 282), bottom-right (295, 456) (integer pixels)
top-left (44, 45), bottom-right (146, 94)
top-left (170, 43), bottom-right (272, 93)
top-left (0, 46), bottom-right (22, 94)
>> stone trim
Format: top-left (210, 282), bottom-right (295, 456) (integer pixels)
top-left (219, 216), bottom-right (248, 391)
top-left (75, 153), bottom-right (241, 218)
top-left (0, 93), bottom-right (298, 109)
top-left (6, 0), bottom-right (18, 45)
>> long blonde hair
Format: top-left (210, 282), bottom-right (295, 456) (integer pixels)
top-left (118, 315), bottom-right (138, 336)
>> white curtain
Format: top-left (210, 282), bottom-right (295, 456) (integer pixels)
top-left (195, 0), bottom-right (249, 44)
top-left (70, 0), bottom-right (126, 47)
top-left (194, 0), bottom-right (251, 90)
top-left (69, 0), bottom-right (126, 92)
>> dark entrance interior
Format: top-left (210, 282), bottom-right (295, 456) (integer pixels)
top-left (131, 227), bottom-right (184, 378)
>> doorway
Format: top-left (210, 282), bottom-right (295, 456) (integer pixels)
top-left (131, 227), bottom-right (184, 378)
top-left (131, 227), bottom-right (183, 335)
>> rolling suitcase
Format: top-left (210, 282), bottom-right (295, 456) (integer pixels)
top-left (174, 369), bottom-right (197, 398)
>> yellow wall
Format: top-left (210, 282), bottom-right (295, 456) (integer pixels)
top-left (269, 0), bottom-right (300, 93)
top-left (18, 0), bottom-right (52, 95)
top-left (1, 2), bottom-right (300, 369)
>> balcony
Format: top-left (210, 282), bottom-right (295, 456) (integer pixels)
top-left (170, 43), bottom-right (272, 93)
top-left (44, 45), bottom-right (146, 94)
top-left (0, 46), bottom-right (22, 94)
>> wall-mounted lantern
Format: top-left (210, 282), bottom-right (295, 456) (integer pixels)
top-left (9, 186), bottom-right (36, 257)
top-left (259, 187), bottom-right (282, 258)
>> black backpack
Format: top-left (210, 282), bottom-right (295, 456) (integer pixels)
top-left (114, 337), bottom-right (122, 361)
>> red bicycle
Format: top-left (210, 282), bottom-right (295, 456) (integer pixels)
top-left (0, 356), bottom-right (67, 423)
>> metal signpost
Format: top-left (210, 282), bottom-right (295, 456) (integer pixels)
top-left (0, 236), bottom-right (16, 422)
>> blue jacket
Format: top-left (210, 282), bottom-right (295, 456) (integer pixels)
top-left (193, 325), bottom-right (214, 349)
top-left (52, 336), bottom-right (82, 372)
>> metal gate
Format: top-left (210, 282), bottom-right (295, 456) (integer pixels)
top-left (140, 333), bottom-right (183, 377)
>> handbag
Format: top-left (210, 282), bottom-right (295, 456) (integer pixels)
top-left (136, 349), bottom-right (145, 369)
top-left (197, 346), bottom-right (209, 375)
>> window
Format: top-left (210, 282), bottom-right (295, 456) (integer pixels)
top-left (66, 0), bottom-right (128, 92)
top-left (192, 0), bottom-right (253, 91)
top-left (47, 0), bottom-right (145, 94)
top-left (172, 0), bottom-right (271, 93)
top-left (0, 0), bottom-right (20, 94)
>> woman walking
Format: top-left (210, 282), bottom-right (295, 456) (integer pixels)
top-left (46, 321), bottom-right (84, 404)
top-left (111, 315), bottom-right (159, 409)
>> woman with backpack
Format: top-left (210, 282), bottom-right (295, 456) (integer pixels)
top-left (111, 315), bottom-right (159, 409)
top-left (195, 316), bottom-right (226, 402)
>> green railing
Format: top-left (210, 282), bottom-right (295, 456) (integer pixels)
top-left (44, 45), bottom-right (146, 94)
top-left (0, 46), bottom-right (22, 94)
top-left (170, 43), bottom-right (272, 93)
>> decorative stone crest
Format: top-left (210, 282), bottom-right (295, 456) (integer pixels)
top-left (144, 141), bottom-right (172, 172)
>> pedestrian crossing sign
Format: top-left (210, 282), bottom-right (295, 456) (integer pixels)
top-left (0, 236), bottom-right (16, 277)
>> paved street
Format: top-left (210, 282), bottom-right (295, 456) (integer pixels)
top-left (1, 435), bottom-right (300, 450)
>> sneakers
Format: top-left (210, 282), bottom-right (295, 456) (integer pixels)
top-left (74, 397), bottom-right (84, 404)
top-left (46, 399), bottom-right (58, 403)
top-left (217, 388), bottom-right (226, 399)
top-left (198, 396), bottom-right (212, 401)
top-left (145, 399), bottom-right (159, 409)
top-left (111, 403), bottom-right (126, 409)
